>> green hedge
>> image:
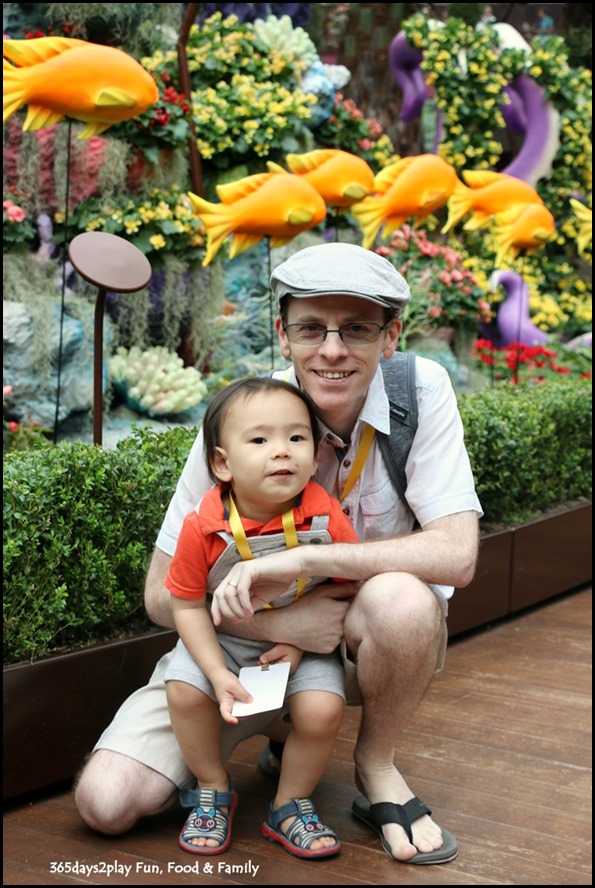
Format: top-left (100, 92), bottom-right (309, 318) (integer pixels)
top-left (3, 426), bottom-right (197, 664)
top-left (3, 379), bottom-right (592, 665)
top-left (458, 378), bottom-right (592, 524)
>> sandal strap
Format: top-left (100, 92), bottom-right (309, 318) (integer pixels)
top-left (180, 783), bottom-right (235, 810)
top-left (369, 797), bottom-right (431, 844)
top-left (180, 786), bottom-right (233, 848)
top-left (269, 798), bottom-right (338, 851)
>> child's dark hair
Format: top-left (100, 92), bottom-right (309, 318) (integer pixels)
top-left (202, 377), bottom-right (321, 482)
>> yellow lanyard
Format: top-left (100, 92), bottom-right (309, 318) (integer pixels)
top-left (228, 494), bottom-right (306, 604)
top-left (340, 423), bottom-right (376, 501)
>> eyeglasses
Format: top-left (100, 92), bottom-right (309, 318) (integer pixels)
top-left (283, 322), bottom-right (391, 346)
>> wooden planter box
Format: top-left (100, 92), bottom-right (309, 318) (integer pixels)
top-left (448, 500), bottom-right (592, 637)
top-left (4, 502), bottom-right (591, 802)
top-left (3, 628), bottom-right (176, 802)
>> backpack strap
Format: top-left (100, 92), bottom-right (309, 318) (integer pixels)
top-left (377, 352), bottom-right (418, 514)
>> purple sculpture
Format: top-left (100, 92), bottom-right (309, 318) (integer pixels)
top-left (489, 270), bottom-right (550, 347)
top-left (388, 31), bottom-right (426, 122)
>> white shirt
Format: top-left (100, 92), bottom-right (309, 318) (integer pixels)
top-left (157, 356), bottom-right (483, 601)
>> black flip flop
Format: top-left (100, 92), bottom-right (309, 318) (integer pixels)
top-left (352, 794), bottom-right (458, 865)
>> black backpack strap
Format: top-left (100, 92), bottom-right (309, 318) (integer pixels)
top-left (377, 352), bottom-right (418, 513)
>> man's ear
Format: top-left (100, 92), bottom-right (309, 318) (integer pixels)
top-left (383, 317), bottom-right (402, 359)
top-left (276, 316), bottom-right (291, 359)
top-left (211, 446), bottom-right (231, 482)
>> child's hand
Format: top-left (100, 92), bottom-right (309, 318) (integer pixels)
top-left (259, 643), bottom-right (303, 675)
top-left (210, 669), bottom-right (253, 725)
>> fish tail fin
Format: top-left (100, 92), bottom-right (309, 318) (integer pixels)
top-left (188, 192), bottom-right (235, 266)
top-left (350, 196), bottom-right (387, 249)
top-left (229, 233), bottom-right (264, 259)
top-left (441, 182), bottom-right (472, 233)
top-left (2, 59), bottom-right (27, 124)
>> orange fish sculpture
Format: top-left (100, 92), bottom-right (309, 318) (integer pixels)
top-left (442, 170), bottom-right (544, 234)
top-left (271, 149), bottom-right (376, 211)
top-left (491, 202), bottom-right (556, 267)
top-left (3, 36), bottom-right (159, 138)
top-left (188, 170), bottom-right (327, 266)
top-left (350, 154), bottom-right (458, 249)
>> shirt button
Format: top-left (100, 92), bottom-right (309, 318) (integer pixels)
top-left (343, 506), bottom-right (350, 515)
top-left (343, 459), bottom-right (351, 467)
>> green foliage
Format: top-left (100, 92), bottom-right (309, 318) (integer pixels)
top-left (459, 378), bottom-right (592, 525)
top-left (3, 425), bottom-right (197, 664)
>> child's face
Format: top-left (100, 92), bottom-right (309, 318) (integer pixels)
top-left (212, 389), bottom-right (318, 513)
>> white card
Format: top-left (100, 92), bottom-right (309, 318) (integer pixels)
top-left (232, 661), bottom-right (290, 717)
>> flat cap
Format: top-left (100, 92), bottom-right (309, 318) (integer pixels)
top-left (270, 242), bottom-right (410, 312)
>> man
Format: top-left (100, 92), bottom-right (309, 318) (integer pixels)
top-left (75, 242), bottom-right (482, 864)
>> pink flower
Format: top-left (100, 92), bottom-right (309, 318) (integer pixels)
top-left (4, 201), bottom-right (26, 223)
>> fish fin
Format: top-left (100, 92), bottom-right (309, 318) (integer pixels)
top-left (269, 236), bottom-right (295, 248)
top-left (266, 160), bottom-right (288, 174)
top-left (94, 87), bottom-right (139, 109)
top-left (569, 199), bottom-right (592, 253)
top-left (350, 196), bottom-right (390, 249)
top-left (441, 182), bottom-right (473, 233)
top-left (463, 211), bottom-right (491, 231)
top-left (216, 172), bottom-right (273, 205)
top-left (2, 36), bottom-right (89, 66)
top-left (491, 227), bottom-right (516, 269)
top-left (342, 183), bottom-right (368, 202)
top-left (229, 233), bottom-right (265, 259)
top-left (286, 207), bottom-right (317, 225)
top-left (418, 189), bottom-right (448, 210)
top-left (493, 206), bottom-right (524, 226)
top-left (285, 149), bottom-right (338, 173)
top-left (383, 214), bottom-right (409, 237)
top-left (569, 198), bottom-right (592, 223)
top-left (372, 157), bottom-right (411, 194)
top-left (77, 120), bottom-right (116, 139)
top-left (188, 192), bottom-right (235, 266)
top-left (2, 59), bottom-right (28, 123)
top-left (22, 105), bottom-right (65, 131)
top-left (462, 169), bottom-right (505, 188)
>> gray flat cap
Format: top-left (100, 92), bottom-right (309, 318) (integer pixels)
top-left (270, 242), bottom-right (411, 312)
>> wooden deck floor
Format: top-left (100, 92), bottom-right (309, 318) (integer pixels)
top-left (3, 585), bottom-right (592, 886)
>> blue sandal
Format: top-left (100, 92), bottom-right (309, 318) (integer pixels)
top-left (262, 798), bottom-right (341, 859)
top-left (178, 782), bottom-right (238, 856)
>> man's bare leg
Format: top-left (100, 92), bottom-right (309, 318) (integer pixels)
top-left (74, 750), bottom-right (178, 835)
top-left (345, 572), bottom-right (447, 862)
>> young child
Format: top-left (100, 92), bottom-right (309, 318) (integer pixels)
top-left (164, 377), bottom-right (359, 859)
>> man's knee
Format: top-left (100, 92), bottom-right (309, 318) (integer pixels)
top-left (74, 750), bottom-right (176, 835)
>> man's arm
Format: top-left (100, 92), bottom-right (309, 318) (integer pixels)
top-left (212, 511), bottom-right (480, 622)
top-left (144, 546), bottom-right (353, 654)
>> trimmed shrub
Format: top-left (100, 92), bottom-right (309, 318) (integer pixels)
top-left (3, 425), bottom-right (196, 664)
top-left (459, 378), bottom-right (592, 524)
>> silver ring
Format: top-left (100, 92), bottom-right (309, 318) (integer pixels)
top-left (228, 581), bottom-right (238, 588)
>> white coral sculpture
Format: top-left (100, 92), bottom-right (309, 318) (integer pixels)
top-left (109, 346), bottom-right (208, 417)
